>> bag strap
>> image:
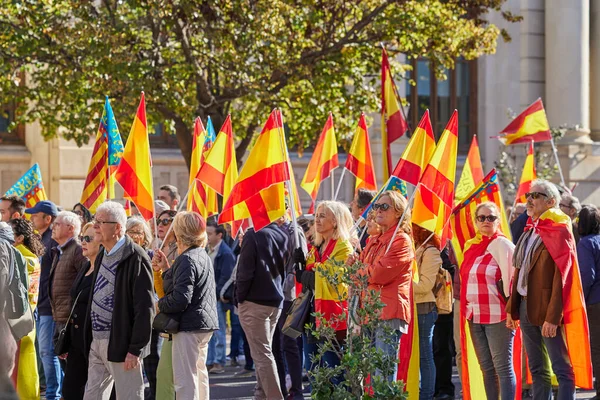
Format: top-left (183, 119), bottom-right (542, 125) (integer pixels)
top-left (65, 291), bottom-right (83, 326)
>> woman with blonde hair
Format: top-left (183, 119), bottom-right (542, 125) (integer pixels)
top-left (356, 190), bottom-right (414, 382)
top-left (295, 200), bottom-right (354, 384)
top-left (153, 211), bottom-right (217, 400)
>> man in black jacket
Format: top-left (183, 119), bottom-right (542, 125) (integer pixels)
top-left (236, 222), bottom-right (289, 400)
top-left (83, 201), bottom-right (154, 400)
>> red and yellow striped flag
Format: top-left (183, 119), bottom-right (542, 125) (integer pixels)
top-left (196, 115), bottom-right (238, 204)
top-left (300, 113), bottom-right (339, 213)
top-left (391, 109), bottom-right (436, 186)
top-left (187, 118), bottom-right (218, 218)
top-left (80, 128), bottom-right (108, 213)
top-left (416, 110), bottom-right (459, 245)
top-left (114, 93), bottom-right (155, 221)
top-left (219, 109), bottom-right (300, 231)
top-left (515, 141), bottom-right (536, 203)
top-left (455, 135), bottom-right (484, 202)
top-left (345, 113), bottom-right (376, 191)
top-left (497, 98), bottom-right (552, 145)
top-left (381, 47), bottom-right (409, 180)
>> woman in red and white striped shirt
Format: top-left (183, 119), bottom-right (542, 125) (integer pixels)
top-left (460, 202), bottom-right (516, 400)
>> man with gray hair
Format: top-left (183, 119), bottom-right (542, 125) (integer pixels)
top-left (560, 194), bottom-right (582, 243)
top-left (506, 179), bottom-right (581, 398)
top-left (49, 211), bottom-right (87, 345)
top-left (83, 201), bottom-right (154, 400)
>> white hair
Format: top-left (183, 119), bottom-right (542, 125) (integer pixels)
top-left (531, 179), bottom-right (561, 208)
top-left (126, 216), bottom-right (153, 248)
top-left (96, 201), bottom-right (127, 236)
top-left (57, 211), bottom-right (82, 238)
top-left (561, 194), bottom-right (582, 213)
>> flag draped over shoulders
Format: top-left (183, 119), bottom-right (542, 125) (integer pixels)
top-left (526, 209), bottom-right (592, 389)
top-left (305, 239), bottom-right (353, 331)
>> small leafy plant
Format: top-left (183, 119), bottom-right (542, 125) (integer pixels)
top-left (306, 259), bottom-right (408, 400)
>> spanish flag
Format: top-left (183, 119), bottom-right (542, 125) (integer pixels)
top-left (300, 113), bottom-right (339, 213)
top-left (391, 109), bottom-right (436, 186)
top-left (187, 118), bottom-right (219, 218)
top-left (219, 109), bottom-right (299, 231)
top-left (196, 115), bottom-right (238, 203)
top-left (114, 92), bottom-right (155, 221)
top-left (418, 110), bottom-right (459, 245)
top-left (454, 135), bottom-right (484, 202)
top-left (345, 113), bottom-right (376, 191)
top-left (381, 47), bottom-right (409, 180)
top-left (497, 98), bottom-right (552, 145)
top-left (525, 209), bottom-right (593, 389)
top-left (515, 141), bottom-right (536, 203)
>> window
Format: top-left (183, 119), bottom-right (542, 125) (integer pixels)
top-left (0, 101), bottom-right (25, 145)
top-left (405, 58), bottom-right (477, 152)
top-left (149, 123), bottom-right (178, 147)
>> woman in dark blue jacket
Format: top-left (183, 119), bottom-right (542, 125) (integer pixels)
top-left (577, 204), bottom-right (600, 399)
top-left (153, 211), bottom-right (218, 400)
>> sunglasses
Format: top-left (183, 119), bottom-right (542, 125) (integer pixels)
top-left (476, 215), bottom-right (498, 223)
top-left (372, 203), bottom-right (391, 211)
top-left (80, 235), bottom-right (94, 243)
top-left (525, 192), bottom-right (548, 200)
top-left (157, 218), bottom-right (174, 226)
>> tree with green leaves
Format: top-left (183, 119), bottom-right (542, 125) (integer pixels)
top-left (0, 0), bottom-right (519, 168)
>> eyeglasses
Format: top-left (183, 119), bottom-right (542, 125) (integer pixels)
top-left (127, 230), bottom-right (144, 236)
top-left (93, 219), bottom-right (117, 226)
top-left (80, 235), bottom-right (94, 243)
top-left (525, 192), bottom-right (548, 200)
top-left (372, 203), bottom-right (391, 211)
top-left (476, 215), bottom-right (499, 223)
top-left (157, 218), bottom-right (173, 226)
top-left (559, 203), bottom-right (573, 209)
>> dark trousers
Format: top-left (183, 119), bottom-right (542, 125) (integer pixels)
top-left (142, 329), bottom-right (162, 400)
top-left (273, 312), bottom-right (288, 398)
top-left (588, 302), bottom-right (600, 396)
top-left (520, 300), bottom-right (575, 400)
top-left (433, 313), bottom-right (455, 398)
top-left (62, 345), bottom-right (87, 400)
top-left (275, 300), bottom-right (304, 399)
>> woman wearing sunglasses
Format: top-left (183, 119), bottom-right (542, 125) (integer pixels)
top-left (60, 222), bottom-right (100, 399)
top-left (460, 202), bottom-right (516, 400)
top-left (356, 191), bottom-right (414, 382)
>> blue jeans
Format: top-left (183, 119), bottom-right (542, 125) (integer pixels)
top-left (418, 309), bottom-right (437, 400)
top-left (36, 314), bottom-right (63, 400)
top-left (222, 302), bottom-right (243, 358)
top-left (519, 300), bottom-right (575, 400)
top-left (468, 320), bottom-right (516, 400)
top-left (374, 322), bottom-right (402, 382)
top-left (207, 301), bottom-right (227, 366)
top-left (302, 333), bottom-right (343, 386)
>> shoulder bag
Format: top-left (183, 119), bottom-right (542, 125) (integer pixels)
top-left (282, 290), bottom-right (313, 339)
top-left (55, 291), bottom-right (82, 355)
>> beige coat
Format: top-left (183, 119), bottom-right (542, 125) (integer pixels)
top-left (414, 246), bottom-right (441, 304)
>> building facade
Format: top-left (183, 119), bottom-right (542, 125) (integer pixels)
top-left (1, 0), bottom-right (599, 208)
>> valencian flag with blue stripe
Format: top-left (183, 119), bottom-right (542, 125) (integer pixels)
top-left (80, 96), bottom-right (124, 212)
top-left (6, 163), bottom-right (48, 208)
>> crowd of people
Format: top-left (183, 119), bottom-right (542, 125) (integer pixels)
top-left (0, 179), bottom-right (599, 400)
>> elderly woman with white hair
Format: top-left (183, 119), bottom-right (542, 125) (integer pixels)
top-left (153, 211), bottom-right (218, 400)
